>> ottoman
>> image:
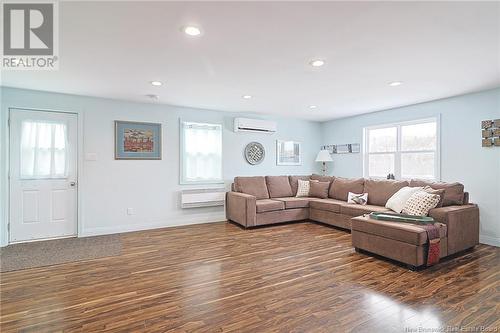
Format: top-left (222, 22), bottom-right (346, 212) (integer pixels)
top-left (351, 215), bottom-right (448, 268)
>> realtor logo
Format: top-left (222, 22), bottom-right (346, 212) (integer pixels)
top-left (2, 1), bottom-right (59, 69)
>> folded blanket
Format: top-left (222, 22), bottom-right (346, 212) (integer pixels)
top-left (419, 224), bottom-right (441, 266)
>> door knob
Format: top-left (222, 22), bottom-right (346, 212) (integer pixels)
top-left (70, 181), bottom-right (77, 187)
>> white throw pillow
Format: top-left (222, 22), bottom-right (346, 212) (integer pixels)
top-left (385, 186), bottom-right (423, 213)
top-left (296, 179), bottom-right (311, 197)
top-left (347, 192), bottom-right (368, 205)
top-left (402, 191), bottom-right (441, 216)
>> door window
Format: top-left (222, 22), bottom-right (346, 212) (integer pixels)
top-left (20, 120), bottom-right (68, 179)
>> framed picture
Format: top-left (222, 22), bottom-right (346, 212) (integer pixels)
top-left (349, 143), bottom-right (361, 153)
top-left (276, 140), bottom-right (301, 165)
top-left (115, 121), bottom-right (162, 160)
top-left (336, 144), bottom-right (350, 154)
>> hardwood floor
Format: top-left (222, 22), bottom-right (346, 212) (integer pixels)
top-left (1, 221), bottom-right (499, 333)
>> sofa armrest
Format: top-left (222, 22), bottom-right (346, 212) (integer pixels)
top-left (226, 192), bottom-right (257, 227)
top-left (429, 204), bottom-right (479, 254)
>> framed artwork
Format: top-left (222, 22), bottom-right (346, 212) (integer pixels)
top-left (321, 143), bottom-right (360, 154)
top-left (114, 121), bottom-right (162, 160)
top-left (349, 143), bottom-right (361, 153)
top-left (336, 144), bottom-right (350, 154)
top-left (481, 119), bottom-right (500, 148)
top-left (276, 140), bottom-right (301, 165)
top-left (244, 142), bottom-right (265, 165)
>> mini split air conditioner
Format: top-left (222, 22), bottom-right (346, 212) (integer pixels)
top-left (233, 117), bottom-right (277, 133)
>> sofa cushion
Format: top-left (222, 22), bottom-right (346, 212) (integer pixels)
top-left (234, 176), bottom-right (269, 200)
top-left (273, 197), bottom-right (311, 209)
top-left (309, 181), bottom-right (330, 199)
top-left (265, 176), bottom-right (293, 198)
top-left (340, 204), bottom-right (390, 217)
top-left (351, 216), bottom-right (447, 246)
top-left (364, 179), bottom-right (409, 206)
top-left (256, 199), bottom-right (285, 213)
top-left (329, 177), bottom-right (365, 201)
top-left (409, 179), bottom-right (465, 206)
top-left (311, 174), bottom-right (334, 183)
top-left (309, 199), bottom-right (345, 213)
top-left (289, 175), bottom-right (311, 196)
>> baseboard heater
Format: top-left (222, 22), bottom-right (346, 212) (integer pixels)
top-left (181, 188), bottom-right (226, 208)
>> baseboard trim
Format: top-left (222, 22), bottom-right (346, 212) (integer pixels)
top-left (479, 234), bottom-right (500, 247)
top-left (80, 213), bottom-right (226, 237)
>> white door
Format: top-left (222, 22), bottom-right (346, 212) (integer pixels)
top-left (9, 109), bottom-right (78, 243)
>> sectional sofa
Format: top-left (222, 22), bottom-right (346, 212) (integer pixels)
top-left (226, 175), bottom-right (480, 267)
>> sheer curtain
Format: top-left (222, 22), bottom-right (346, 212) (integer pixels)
top-left (182, 122), bottom-right (222, 183)
top-left (20, 120), bottom-right (68, 179)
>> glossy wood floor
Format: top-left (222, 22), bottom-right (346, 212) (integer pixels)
top-left (1, 221), bottom-right (499, 333)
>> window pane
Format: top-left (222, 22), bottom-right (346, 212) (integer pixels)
top-left (368, 154), bottom-right (395, 178)
top-left (401, 152), bottom-right (435, 179)
top-left (401, 122), bottom-right (436, 151)
top-left (182, 122), bottom-right (222, 183)
top-left (368, 127), bottom-right (397, 152)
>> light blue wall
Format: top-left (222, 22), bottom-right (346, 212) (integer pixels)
top-left (0, 87), bottom-right (323, 246)
top-left (321, 88), bottom-right (500, 246)
top-left (1, 87), bottom-right (499, 247)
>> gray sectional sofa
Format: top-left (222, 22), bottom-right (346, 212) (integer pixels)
top-left (226, 175), bottom-right (480, 267)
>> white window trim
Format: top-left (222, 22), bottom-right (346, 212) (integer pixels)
top-left (362, 116), bottom-right (441, 181)
top-left (179, 119), bottom-right (224, 185)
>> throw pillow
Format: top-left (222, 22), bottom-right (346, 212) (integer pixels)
top-left (309, 181), bottom-right (330, 199)
top-left (347, 192), bottom-right (368, 205)
top-left (385, 186), bottom-right (423, 213)
top-left (296, 179), bottom-right (311, 197)
top-left (423, 186), bottom-right (445, 208)
top-left (402, 191), bottom-right (441, 216)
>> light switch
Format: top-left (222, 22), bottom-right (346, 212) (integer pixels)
top-left (85, 153), bottom-right (97, 161)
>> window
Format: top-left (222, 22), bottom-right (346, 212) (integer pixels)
top-left (180, 121), bottom-right (223, 184)
top-left (20, 120), bottom-right (68, 179)
top-left (364, 118), bottom-right (439, 180)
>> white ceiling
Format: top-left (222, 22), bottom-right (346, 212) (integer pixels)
top-left (2, 1), bottom-right (499, 121)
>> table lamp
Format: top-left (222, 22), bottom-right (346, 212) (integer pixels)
top-left (315, 150), bottom-right (333, 176)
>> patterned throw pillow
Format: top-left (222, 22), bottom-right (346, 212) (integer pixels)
top-left (296, 179), bottom-right (314, 197)
top-left (423, 186), bottom-right (445, 208)
top-left (402, 191), bottom-right (441, 216)
top-left (347, 192), bottom-right (368, 205)
top-left (385, 186), bottom-right (423, 213)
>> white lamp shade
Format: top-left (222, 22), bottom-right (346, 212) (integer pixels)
top-left (315, 150), bottom-right (333, 162)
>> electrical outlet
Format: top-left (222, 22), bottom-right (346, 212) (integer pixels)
top-left (127, 208), bottom-right (135, 215)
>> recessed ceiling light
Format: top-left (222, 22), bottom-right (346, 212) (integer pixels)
top-left (150, 81), bottom-right (162, 86)
top-left (242, 95), bottom-right (252, 99)
top-left (309, 105), bottom-right (317, 109)
top-left (183, 26), bottom-right (202, 36)
top-left (309, 59), bottom-right (325, 67)
top-left (389, 81), bottom-right (402, 87)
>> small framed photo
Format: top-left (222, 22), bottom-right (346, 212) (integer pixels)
top-left (349, 143), bottom-right (361, 153)
top-left (115, 121), bottom-right (162, 160)
top-left (336, 144), bottom-right (350, 154)
top-left (276, 140), bottom-right (301, 165)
